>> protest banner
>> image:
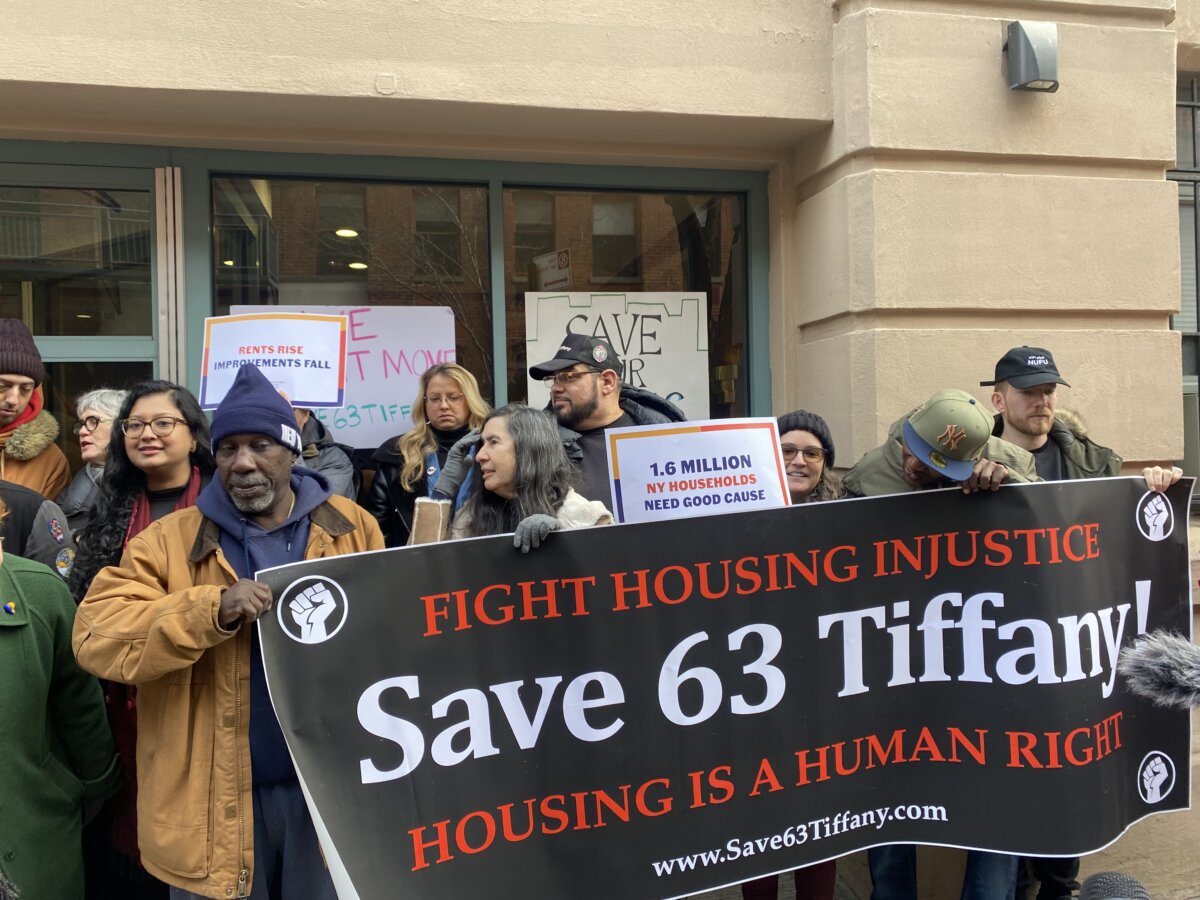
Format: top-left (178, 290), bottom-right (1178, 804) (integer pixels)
top-left (525, 292), bottom-right (709, 419)
top-left (232, 304), bottom-right (456, 447)
top-left (258, 478), bottom-right (1192, 900)
top-left (606, 418), bottom-right (790, 523)
top-left (199, 312), bottom-right (348, 408)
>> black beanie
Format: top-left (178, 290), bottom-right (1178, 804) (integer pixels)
top-left (0, 319), bottom-right (45, 385)
top-left (777, 409), bottom-right (836, 468)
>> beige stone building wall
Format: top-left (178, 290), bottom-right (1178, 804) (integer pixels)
top-left (2, 0), bottom-right (1196, 895)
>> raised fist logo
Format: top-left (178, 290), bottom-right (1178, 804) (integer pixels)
top-left (277, 576), bottom-right (348, 645)
top-left (290, 582), bottom-right (337, 642)
top-left (1143, 495), bottom-right (1168, 541)
top-left (1137, 751), bottom-right (1175, 804)
top-left (1136, 491), bottom-right (1174, 542)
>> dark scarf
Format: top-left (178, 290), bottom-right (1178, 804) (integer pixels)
top-left (121, 466), bottom-right (203, 548)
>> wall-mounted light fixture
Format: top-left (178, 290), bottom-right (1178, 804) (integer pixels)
top-left (1004, 21), bottom-right (1059, 93)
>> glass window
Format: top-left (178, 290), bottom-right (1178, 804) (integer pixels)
top-left (591, 195), bottom-right (639, 280)
top-left (513, 192), bottom-right (555, 280)
top-left (43, 360), bottom-right (155, 472)
top-left (0, 186), bottom-right (153, 336)
top-left (212, 178), bottom-right (494, 399)
top-left (503, 188), bottom-right (747, 417)
top-left (414, 187), bottom-right (463, 281)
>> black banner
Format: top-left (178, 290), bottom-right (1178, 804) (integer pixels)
top-left (259, 478), bottom-right (1192, 900)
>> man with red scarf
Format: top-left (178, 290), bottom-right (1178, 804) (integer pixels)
top-left (0, 319), bottom-right (69, 498)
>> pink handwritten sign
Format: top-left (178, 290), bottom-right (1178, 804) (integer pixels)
top-left (232, 305), bottom-right (456, 448)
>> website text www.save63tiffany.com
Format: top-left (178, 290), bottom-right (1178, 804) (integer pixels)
top-left (651, 803), bottom-right (948, 877)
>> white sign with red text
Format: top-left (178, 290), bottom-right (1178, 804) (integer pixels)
top-left (606, 417), bottom-right (790, 524)
top-left (232, 305), bottom-right (456, 448)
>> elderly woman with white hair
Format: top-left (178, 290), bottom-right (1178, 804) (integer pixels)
top-left (57, 387), bottom-right (128, 531)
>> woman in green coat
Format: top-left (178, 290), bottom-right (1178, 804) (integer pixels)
top-left (0, 497), bottom-right (120, 898)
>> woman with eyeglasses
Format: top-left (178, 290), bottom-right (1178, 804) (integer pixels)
top-left (365, 363), bottom-right (489, 547)
top-left (57, 388), bottom-right (128, 531)
top-left (778, 409), bottom-right (845, 505)
top-left (70, 380), bottom-right (214, 900)
top-left (738, 410), bottom-right (844, 900)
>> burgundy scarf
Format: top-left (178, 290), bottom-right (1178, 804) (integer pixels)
top-left (107, 465), bottom-right (203, 859)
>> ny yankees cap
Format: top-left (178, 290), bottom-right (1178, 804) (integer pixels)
top-left (902, 388), bottom-right (994, 482)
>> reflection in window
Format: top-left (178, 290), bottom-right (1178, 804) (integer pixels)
top-left (503, 189), bottom-right (746, 417)
top-left (212, 178), bottom-right (493, 399)
top-left (513, 192), bottom-right (555, 279)
top-left (591, 196), bottom-right (639, 280)
top-left (42, 360), bottom-right (155, 471)
top-left (414, 188), bottom-right (462, 280)
top-left (0, 186), bottom-right (153, 336)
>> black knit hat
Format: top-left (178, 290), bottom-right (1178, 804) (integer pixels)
top-left (777, 409), bottom-right (835, 468)
top-left (0, 319), bottom-right (44, 385)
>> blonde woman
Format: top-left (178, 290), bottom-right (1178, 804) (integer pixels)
top-left (365, 363), bottom-right (489, 546)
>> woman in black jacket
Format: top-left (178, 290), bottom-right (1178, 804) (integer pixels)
top-left (365, 363), bottom-right (489, 546)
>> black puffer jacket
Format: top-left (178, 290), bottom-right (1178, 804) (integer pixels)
top-left (365, 426), bottom-right (469, 548)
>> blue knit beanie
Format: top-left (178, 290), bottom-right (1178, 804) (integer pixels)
top-left (211, 364), bottom-right (303, 454)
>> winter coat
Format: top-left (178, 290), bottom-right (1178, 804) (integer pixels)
top-left (990, 409), bottom-right (1122, 480)
top-left (299, 415), bottom-right (357, 500)
top-left (72, 495), bottom-right (383, 899)
top-left (365, 428), bottom-right (473, 547)
top-left (0, 554), bottom-right (120, 900)
top-left (58, 462), bottom-right (104, 531)
top-left (0, 478), bottom-right (76, 579)
top-left (0, 409), bottom-right (71, 498)
top-left (844, 414), bottom-right (1039, 498)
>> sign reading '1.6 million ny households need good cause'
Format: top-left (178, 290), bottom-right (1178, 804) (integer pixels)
top-left (605, 418), bottom-right (791, 523)
top-left (257, 478), bottom-right (1193, 900)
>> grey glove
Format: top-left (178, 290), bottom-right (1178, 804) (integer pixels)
top-left (513, 514), bottom-right (560, 553)
top-left (431, 430), bottom-right (480, 500)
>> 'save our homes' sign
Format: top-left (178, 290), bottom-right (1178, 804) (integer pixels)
top-left (258, 478), bottom-right (1192, 900)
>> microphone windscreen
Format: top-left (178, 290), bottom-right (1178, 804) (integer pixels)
top-left (1078, 871), bottom-right (1151, 900)
top-left (1117, 630), bottom-right (1200, 710)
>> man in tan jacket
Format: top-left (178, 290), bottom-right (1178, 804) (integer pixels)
top-left (0, 319), bottom-right (69, 498)
top-left (74, 365), bottom-right (384, 900)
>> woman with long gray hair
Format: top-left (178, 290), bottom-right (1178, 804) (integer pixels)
top-left (58, 387), bottom-right (128, 531)
top-left (413, 403), bottom-right (611, 550)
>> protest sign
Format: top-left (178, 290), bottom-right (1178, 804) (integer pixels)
top-left (259, 478), bottom-right (1192, 900)
top-left (199, 312), bottom-right (347, 409)
top-left (525, 292), bottom-right (709, 419)
top-left (232, 304), bottom-right (456, 447)
top-left (606, 418), bottom-right (790, 523)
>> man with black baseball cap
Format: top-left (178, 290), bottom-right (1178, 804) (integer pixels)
top-left (529, 332), bottom-right (685, 511)
top-left (984, 345), bottom-right (1179, 490)
top-left (983, 345), bottom-right (1179, 900)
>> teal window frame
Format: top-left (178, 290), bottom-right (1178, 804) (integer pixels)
top-left (0, 153), bottom-right (164, 372)
top-left (0, 141), bottom-right (772, 412)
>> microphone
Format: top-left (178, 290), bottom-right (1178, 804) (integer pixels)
top-left (1117, 630), bottom-right (1200, 709)
top-left (1078, 871), bottom-right (1151, 900)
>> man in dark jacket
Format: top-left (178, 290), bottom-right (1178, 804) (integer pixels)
top-left (528, 333), bottom-right (686, 511)
top-left (983, 346), bottom-right (1124, 483)
top-left (0, 478), bottom-right (75, 579)
top-left (983, 346), bottom-right (1180, 900)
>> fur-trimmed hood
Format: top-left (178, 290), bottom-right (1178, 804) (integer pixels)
top-left (2, 410), bottom-right (60, 460)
